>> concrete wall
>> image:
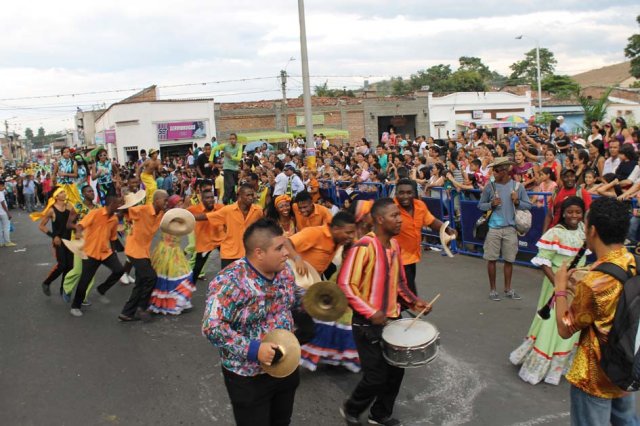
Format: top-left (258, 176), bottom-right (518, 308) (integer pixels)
top-left (362, 95), bottom-right (430, 145)
top-left (95, 100), bottom-right (216, 163)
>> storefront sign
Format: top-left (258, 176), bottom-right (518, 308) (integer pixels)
top-left (105, 129), bottom-right (116, 144)
top-left (472, 110), bottom-right (483, 120)
top-left (157, 121), bottom-right (207, 141)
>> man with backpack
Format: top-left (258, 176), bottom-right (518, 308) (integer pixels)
top-left (554, 197), bottom-right (639, 425)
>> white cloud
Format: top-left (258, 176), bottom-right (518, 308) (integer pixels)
top-left (0, 0), bottom-right (638, 133)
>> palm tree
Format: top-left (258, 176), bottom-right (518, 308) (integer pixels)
top-left (577, 87), bottom-right (612, 135)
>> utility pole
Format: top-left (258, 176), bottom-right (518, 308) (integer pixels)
top-left (4, 120), bottom-right (12, 161)
top-left (297, 0), bottom-right (316, 170)
top-left (280, 70), bottom-right (289, 133)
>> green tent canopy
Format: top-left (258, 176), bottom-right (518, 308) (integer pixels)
top-left (290, 127), bottom-right (349, 139)
top-left (236, 131), bottom-right (293, 143)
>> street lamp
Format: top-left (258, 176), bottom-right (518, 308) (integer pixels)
top-left (515, 35), bottom-right (543, 114)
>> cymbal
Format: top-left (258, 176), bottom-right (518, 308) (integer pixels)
top-left (303, 281), bottom-right (349, 322)
top-left (260, 329), bottom-right (301, 378)
top-left (439, 220), bottom-right (455, 258)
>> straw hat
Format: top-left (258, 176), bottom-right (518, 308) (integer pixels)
top-left (118, 189), bottom-right (146, 210)
top-left (439, 220), bottom-right (455, 258)
top-left (488, 157), bottom-right (514, 168)
top-left (62, 239), bottom-right (88, 260)
top-left (286, 259), bottom-right (321, 289)
top-left (260, 329), bottom-right (301, 378)
top-left (160, 208), bottom-right (195, 236)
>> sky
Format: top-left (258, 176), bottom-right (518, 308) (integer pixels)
top-left (0, 0), bottom-right (638, 134)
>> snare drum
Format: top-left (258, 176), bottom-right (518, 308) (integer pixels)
top-left (381, 319), bottom-right (440, 368)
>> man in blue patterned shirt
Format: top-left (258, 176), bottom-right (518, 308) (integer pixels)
top-left (202, 218), bottom-right (301, 426)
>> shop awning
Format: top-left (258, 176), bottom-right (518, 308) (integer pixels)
top-left (290, 127), bottom-right (350, 139)
top-left (456, 119), bottom-right (527, 129)
top-left (236, 131), bottom-right (293, 143)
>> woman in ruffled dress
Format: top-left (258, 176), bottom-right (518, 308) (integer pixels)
top-left (147, 195), bottom-right (195, 315)
top-left (509, 196), bottom-right (586, 385)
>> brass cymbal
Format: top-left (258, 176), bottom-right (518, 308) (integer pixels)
top-left (260, 329), bottom-right (301, 378)
top-left (303, 281), bottom-right (349, 322)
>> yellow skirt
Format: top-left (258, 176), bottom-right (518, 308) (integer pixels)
top-left (140, 172), bottom-right (157, 205)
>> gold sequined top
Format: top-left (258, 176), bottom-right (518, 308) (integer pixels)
top-left (564, 247), bottom-right (634, 398)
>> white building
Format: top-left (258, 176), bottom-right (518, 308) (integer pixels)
top-left (94, 87), bottom-right (215, 163)
top-left (428, 91), bottom-right (533, 138)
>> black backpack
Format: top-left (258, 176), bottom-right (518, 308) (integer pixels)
top-left (593, 255), bottom-right (640, 392)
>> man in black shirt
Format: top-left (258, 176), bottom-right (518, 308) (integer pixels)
top-left (554, 127), bottom-right (571, 166)
top-left (197, 143), bottom-right (213, 179)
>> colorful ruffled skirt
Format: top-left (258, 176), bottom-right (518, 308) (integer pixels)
top-left (300, 308), bottom-right (361, 373)
top-left (148, 233), bottom-right (195, 315)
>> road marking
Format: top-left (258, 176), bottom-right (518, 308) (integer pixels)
top-left (511, 412), bottom-right (570, 425)
top-left (36, 263), bottom-right (51, 266)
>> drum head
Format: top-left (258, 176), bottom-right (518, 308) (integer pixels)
top-left (382, 319), bottom-right (438, 347)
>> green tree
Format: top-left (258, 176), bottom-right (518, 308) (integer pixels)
top-left (541, 74), bottom-right (580, 96)
top-left (458, 56), bottom-right (492, 81)
top-left (313, 81), bottom-right (331, 97)
top-left (509, 48), bottom-right (557, 84)
top-left (313, 81), bottom-right (355, 97)
top-left (24, 127), bottom-right (34, 141)
top-left (391, 77), bottom-right (411, 95)
top-left (448, 69), bottom-right (487, 92)
top-left (577, 88), bottom-right (612, 135)
top-left (624, 15), bottom-right (640, 78)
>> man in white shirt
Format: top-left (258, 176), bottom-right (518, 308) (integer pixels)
top-left (603, 140), bottom-right (621, 175)
top-left (273, 165), bottom-right (305, 197)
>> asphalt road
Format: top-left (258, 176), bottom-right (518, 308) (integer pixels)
top-left (1, 209), bottom-right (637, 426)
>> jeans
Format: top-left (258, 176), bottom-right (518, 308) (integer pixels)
top-left (121, 257), bottom-right (157, 317)
top-left (570, 385), bottom-right (639, 426)
top-left (629, 216), bottom-right (640, 244)
top-left (223, 170), bottom-right (239, 204)
top-left (0, 213), bottom-right (11, 244)
top-left (43, 243), bottom-right (74, 289)
top-left (72, 253), bottom-right (124, 309)
top-left (222, 367), bottom-right (299, 426)
top-left (345, 314), bottom-right (405, 421)
top-left (24, 193), bottom-right (35, 212)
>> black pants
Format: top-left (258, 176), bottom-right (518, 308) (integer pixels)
top-left (223, 170), bottom-right (239, 204)
top-left (121, 257), bottom-right (157, 317)
top-left (345, 314), bottom-right (405, 421)
top-left (404, 263), bottom-right (417, 296)
top-left (220, 258), bottom-right (239, 271)
top-left (72, 253), bottom-right (124, 309)
top-left (222, 367), bottom-right (299, 426)
top-left (192, 250), bottom-right (214, 282)
top-left (43, 243), bottom-right (74, 288)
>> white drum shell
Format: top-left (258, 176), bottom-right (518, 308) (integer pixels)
top-left (381, 319), bottom-right (440, 368)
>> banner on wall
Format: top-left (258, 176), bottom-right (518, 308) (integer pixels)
top-left (105, 129), bottom-right (116, 144)
top-left (157, 121), bottom-right (206, 141)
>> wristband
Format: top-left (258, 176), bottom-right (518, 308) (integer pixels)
top-left (554, 291), bottom-right (567, 297)
top-left (46, 231), bottom-right (54, 238)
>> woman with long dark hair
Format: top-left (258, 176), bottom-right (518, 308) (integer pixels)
top-left (587, 140), bottom-right (606, 180)
top-left (510, 196), bottom-right (586, 385)
top-left (91, 148), bottom-right (116, 206)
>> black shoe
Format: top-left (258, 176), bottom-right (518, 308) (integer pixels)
top-left (118, 313), bottom-right (139, 322)
top-left (368, 416), bottom-right (402, 426)
top-left (134, 307), bottom-right (152, 323)
top-left (42, 283), bottom-right (51, 296)
top-left (340, 404), bottom-right (360, 425)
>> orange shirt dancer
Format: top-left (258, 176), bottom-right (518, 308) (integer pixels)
top-left (394, 178), bottom-right (455, 296)
top-left (292, 190), bottom-right (332, 230)
top-left (70, 195), bottom-right (125, 318)
top-left (187, 189), bottom-right (224, 281)
top-left (120, 190), bottom-right (168, 322)
top-left (205, 184), bottom-right (263, 270)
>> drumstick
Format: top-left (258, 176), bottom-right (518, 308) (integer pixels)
top-left (404, 293), bottom-right (440, 332)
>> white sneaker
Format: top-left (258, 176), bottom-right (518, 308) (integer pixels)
top-left (127, 274), bottom-right (135, 283)
top-left (120, 275), bottom-right (130, 285)
top-left (69, 308), bottom-right (83, 317)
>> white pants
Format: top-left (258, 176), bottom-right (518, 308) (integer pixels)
top-left (0, 213), bottom-right (11, 244)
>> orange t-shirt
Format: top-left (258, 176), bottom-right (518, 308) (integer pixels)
top-left (394, 198), bottom-right (436, 265)
top-left (289, 224), bottom-right (336, 274)
top-left (206, 203), bottom-right (263, 259)
top-left (79, 207), bottom-right (118, 260)
top-left (188, 203), bottom-right (224, 253)
top-left (124, 204), bottom-right (164, 259)
top-left (293, 203), bottom-right (332, 230)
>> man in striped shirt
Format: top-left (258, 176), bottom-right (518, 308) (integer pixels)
top-left (338, 198), bottom-right (431, 426)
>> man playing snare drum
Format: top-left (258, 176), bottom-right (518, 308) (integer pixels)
top-left (338, 198), bottom-right (431, 426)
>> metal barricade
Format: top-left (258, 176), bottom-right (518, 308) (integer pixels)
top-left (420, 187), bottom-right (458, 254)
